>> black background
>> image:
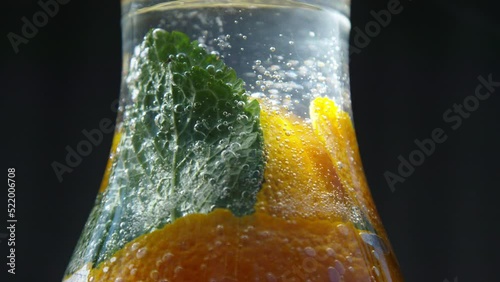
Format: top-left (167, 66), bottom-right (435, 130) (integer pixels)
top-left (1, 0), bottom-right (500, 281)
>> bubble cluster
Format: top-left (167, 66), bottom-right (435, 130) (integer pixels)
top-left (64, 4), bottom-right (401, 282)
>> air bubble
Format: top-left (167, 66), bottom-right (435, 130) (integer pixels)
top-left (221, 150), bottom-right (237, 161)
top-left (337, 224), bottom-right (349, 236)
top-left (304, 247), bottom-right (316, 257)
top-left (150, 270), bottom-right (159, 279)
top-left (174, 104), bottom-right (184, 113)
top-left (153, 28), bottom-right (166, 39)
top-left (255, 60), bottom-right (262, 66)
top-left (215, 69), bottom-right (224, 77)
top-left (216, 224), bottom-right (224, 234)
top-left (175, 266), bottom-right (183, 273)
top-left (335, 260), bottom-right (345, 274)
top-left (230, 142), bottom-right (241, 150)
top-left (206, 65), bottom-right (215, 74)
top-left (328, 266), bottom-right (340, 282)
top-left (194, 122), bottom-right (204, 133)
top-left (270, 47), bottom-right (276, 52)
top-left (131, 243), bottom-right (140, 251)
top-left (136, 247), bottom-right (147, 259)
top-left (154, 115), bottom-right (166, 129)
top-left (163, 252), bottom-right (174, 261)
top-left (176, 53), bottom-right (186, 60)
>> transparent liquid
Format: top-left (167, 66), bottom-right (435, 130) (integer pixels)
top-left (64, 1), bottom-right (403, 281)
top-left (122, 1), bottom-right (352, 118)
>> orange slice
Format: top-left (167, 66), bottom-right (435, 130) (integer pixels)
top-left (310, 98), bottom-right (381, 232)
top-left (255, 104), bottom-right (348, 222)
top-left (89, 209), bottom-right (373, 282)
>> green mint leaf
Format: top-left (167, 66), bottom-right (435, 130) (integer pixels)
top-left (68, 29), bottom-right (264, 269)
top-left (126, 29), bottom-right (264, 219)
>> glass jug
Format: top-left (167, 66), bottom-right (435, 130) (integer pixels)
top-left (63, 0), bottom-right (404, 281)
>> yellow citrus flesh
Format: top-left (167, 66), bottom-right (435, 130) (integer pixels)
top-left (86, 97), bottom-right (402, 282)
top-left (310, 98), bottom-right (383, 234)
top-left (255, 104), bottom-right (348, 222)
top-left (90, 209), bottom-right (374, 282)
